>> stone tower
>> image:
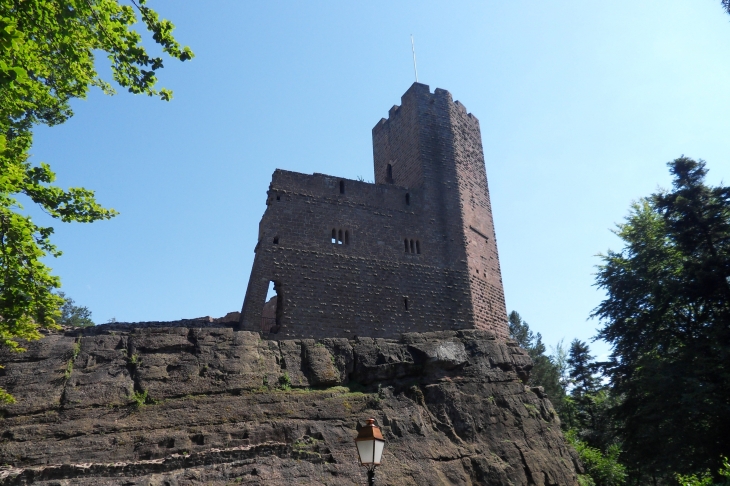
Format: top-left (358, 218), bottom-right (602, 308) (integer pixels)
top-left (239, 83), bottom-right (508, 340)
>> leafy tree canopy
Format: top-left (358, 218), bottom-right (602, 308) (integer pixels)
top-left (56, 292), bottom-right (93, 327)
top-left (593, 157), bottom-right (730, 480)
top-left (0, 0), bottom-right (192, 353)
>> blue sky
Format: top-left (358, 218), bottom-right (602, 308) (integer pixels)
top-left (27, 0), bottom-right (730, 359)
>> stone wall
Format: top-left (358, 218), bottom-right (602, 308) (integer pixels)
top-left (241, 83), bottom-right (508, 340)
top-left (0, 326), bottom-right (580, 485)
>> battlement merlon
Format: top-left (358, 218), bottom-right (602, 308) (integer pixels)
top-left (372, 82), bottom-right (479, 136)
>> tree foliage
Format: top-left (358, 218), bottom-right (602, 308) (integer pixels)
top-left (508, 311), bottom-right (566, 409)
top-left (0, 1), bottom-right (192, 354)
top-left (567, 430), bottom-right (627, 486)
top-left (56, 292), bottom-right (93, 327)
top-left (593, 157), bottom-right (730, 480)
top-left (509, 311), bottom-right (626, 485)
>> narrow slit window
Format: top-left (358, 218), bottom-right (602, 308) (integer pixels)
top-left (276, 195), bottom-right (280, 201)
top-left (416, 240), bottom-right (420, 254)
top-left (387, 164), bottom-right (393, 182)
top-left (410, 239), bottom-right (415, 254)
top-left (405, 193), bottom-right (410, 205)
top-left (344, 230), bottom-right (350, 245)
top-left (404, 297), bottom-right (409, 311)
top-left (273, 236), bottom-right (279, 245)
top-left (339, 180), bottom-right (345, 194)
top-left (331, 229), bottom-right (337, 244)
top-left (338, 229), bottom-right (343, 244)
top-left (404, 239), bottom-right (409, 252)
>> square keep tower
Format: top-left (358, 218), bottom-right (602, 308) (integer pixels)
top-left (239, 83), bottom-right (508, 340)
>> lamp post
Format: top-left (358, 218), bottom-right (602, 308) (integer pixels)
top-left (354, 418), bottom-right (385, 485)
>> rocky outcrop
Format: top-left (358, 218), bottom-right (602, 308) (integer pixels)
top-left (0, 325), bottom-right (580, 485)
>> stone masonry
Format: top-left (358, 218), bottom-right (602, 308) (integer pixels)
top-left (240, 83), bottom-right (508, 340)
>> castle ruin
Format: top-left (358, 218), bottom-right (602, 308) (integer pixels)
top-left (239, 83), bottom-right (508, 340)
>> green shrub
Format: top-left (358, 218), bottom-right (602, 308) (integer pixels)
top-left (278, 372), bottom-right (292, 391)
top-left (675, 457), bottom-right (730, 486)
top-left (566, 430), bottom-right (626, 486)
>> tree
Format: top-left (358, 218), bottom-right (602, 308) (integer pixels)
top-left (508, 311), bottom-right (567, 413)
top-left (568, 340), bottom-right (599, 434)
top-left (0, 1), bottom-right (192, 357)
top-left (593, 157), bottom-right (730, 481)
top-left (57, 292), bottom-right (93, 327)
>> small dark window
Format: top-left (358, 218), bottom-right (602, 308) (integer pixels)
top-left (276, 195), bottom-right (280, 201)
top-left (345, 230), bottom-right (350, 245)
top-left (338, 229), bottom-right (343, 244)
top-left (331, 229), bottom-right (337, 244)
top-left (416, 240), bottom-right (420, 254)
top-left (387, 164), bottom-right (393, 182)
top-left (405, 193), bottom-right (410, 205)
top-left (404, 239), bottom-right (409, 252)
top-left (273, 236), bottom-right (279, 245)
top-left (410, 239), bottom-right (415, 254)
top-left (339, 180), bottom-right (345, 194)
top-left (404, 297), bottom-right (409, 311)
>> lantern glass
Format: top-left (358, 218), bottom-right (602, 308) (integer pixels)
top-left (356, 438), bottom-right (374, 464)
top-left (373, 437), bottom-right (384, 464)
top-left (356, 437), bottom-right (385, 465)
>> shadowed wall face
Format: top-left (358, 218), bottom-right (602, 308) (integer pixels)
top-left (240, 83), bottom-right (507, 340)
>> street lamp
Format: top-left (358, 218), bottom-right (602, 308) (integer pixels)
top-left (355, 418), bottom-right (385, 485)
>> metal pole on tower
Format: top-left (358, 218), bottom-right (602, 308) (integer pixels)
top-left (411, 35), bottom-right (419, 82)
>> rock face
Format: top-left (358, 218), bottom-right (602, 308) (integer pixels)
top-left (0, 325), bottom-right (580, 485)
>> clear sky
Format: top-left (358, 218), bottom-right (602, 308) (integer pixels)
top-left (27, 0), bottom-right (730, 359)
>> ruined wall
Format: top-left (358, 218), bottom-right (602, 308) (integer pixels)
top-left (240, 170), bottom-right (473, 340)
top-left (241, 83), bottom-right (508, 340)
top-left (0, 325), bottom-right (580, 485)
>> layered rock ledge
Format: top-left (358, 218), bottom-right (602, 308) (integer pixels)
top-left (0, 326), bottom-right (579, 485)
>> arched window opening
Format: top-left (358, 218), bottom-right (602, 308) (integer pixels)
top-left (273, 236), bottom-right (279, 245)
top-left (404, 297), bottom-right (409, 311)
top-left (345, 230), bottom-right (350, 245)
top-left (410, 239), bottom-right (415, 254)
top-left (339, 180), bottom-right (345, 194)
top-left (404, 239), bottom-right (409, 252)
top-left (405, 193), bottom-right (410, 205)
top-left (416, 240), bottom-right (421, 254)
top-left (386, 164), bottom-right (393, 182)
top-left (338, 229), bottom-right (343, 244)
top-left (331, 229), bottom-right (337, 244)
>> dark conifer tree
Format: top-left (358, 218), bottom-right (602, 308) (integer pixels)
top-left (593, 157), bottom-right (730, 480)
